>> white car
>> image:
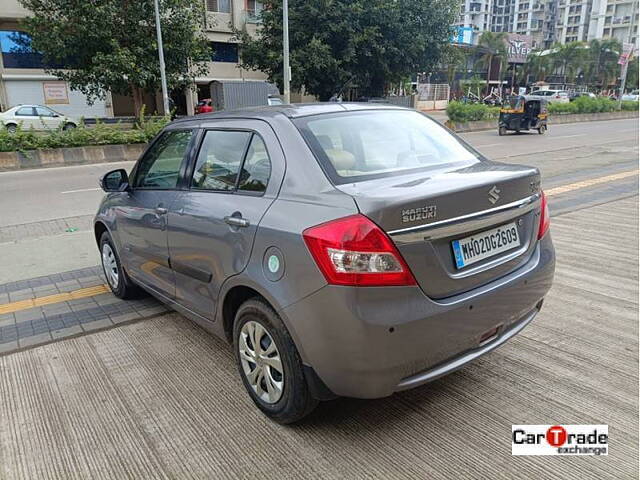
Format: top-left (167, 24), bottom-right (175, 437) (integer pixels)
top-left (621, 90), bottom-right (639, 102)
top-left (528, 90), bottom-right (570, 103)
top-left (0, 105), bottom-right (78, 132)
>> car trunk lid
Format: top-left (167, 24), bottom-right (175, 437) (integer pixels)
top-left (336, 161), bottom-right (542, 299)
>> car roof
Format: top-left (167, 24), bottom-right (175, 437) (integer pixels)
top-left (172, 102), bottom-right (408, 126)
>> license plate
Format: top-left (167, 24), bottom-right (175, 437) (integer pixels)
top-left (451, 222), bottom-right (520, 269)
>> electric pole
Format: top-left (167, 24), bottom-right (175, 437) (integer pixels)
top-left (283, 0), bottom-right (291, 104)
top-left (154, 0), bottom-right (170, 116)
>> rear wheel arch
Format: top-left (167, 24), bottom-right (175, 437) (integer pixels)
top-left (221, 285), bottom-right (266, 343)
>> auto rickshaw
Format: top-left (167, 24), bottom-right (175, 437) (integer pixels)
top-left (498, 95), bottom-right (547, 136)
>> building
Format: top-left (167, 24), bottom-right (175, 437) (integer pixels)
top-left (490, 0), bottom-right (558, 48)
top-left (454, 0), bottom-right (494, 44)
top-left (555, 0), bottom-right (594, 43)
top-left (588, 0), bottom-right (638, 52)
top-left (456, 0), bottom-right (558, 48)
top-left (0, 0), bottom-right (268, 117)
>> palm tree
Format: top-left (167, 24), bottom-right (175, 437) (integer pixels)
top-left (526, 49), bottom-right (552, 82)
top-left (475, 32), bottom-right (508, 94)
top-left (550, 41), bottom-right (587, 85)
top-left (585, 38), bottom-right (621, 88)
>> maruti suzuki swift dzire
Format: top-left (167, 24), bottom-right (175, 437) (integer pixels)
top-left (95, 104), bottom-right (555, 423)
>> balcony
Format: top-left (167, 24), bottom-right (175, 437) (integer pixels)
top-left (242, 8), bottom-right (262, 24)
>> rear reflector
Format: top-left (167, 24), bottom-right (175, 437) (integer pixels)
top-left (538, 190), bottom-right (550, 239)
top-left (303, 214), bottom-right (417, 287)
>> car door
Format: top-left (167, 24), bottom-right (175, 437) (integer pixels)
top-left (115, 128), bottom-right (195, 299)
top-left (13, 106), bottom-right (38, 129)
top-left (34, 106), bottom-right (61, 129)
top-left (166, 120), bottom-right (284, 320)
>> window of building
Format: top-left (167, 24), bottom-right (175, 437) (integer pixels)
top-left (0, 30), bottom-right (61, 69)
top-left (211, 42), bottom-right (239, 63)
top-left (206, 0), bottom-right (231, 13)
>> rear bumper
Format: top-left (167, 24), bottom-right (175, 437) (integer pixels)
top-left (281, 234), bottom-right (555, 399)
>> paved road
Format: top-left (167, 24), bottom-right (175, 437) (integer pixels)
top-left (0, 197), bottom-right (636, 479)
top-left (0, 118), bottom-right (636, 227)
top-left (0, 118), bottom-right (637, 478)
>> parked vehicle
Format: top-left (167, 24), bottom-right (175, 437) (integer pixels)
top-left (95, 104), bottom-right (555, 423)
top-left (499, 96), bottom-right (548, 135)
top-left (621, 90), bottom-right (639, 102)
top-left (268, 96), bottom-right (284, 106)
top-left (0, 105), bottom-right (77, 132)
top-left (209, 80), bottom-right (280, 111)
top-left (195, 98), bottom-right (213, 114)
top-left (528, 89), bottom-right (570, 103)
top-left (569, 91), bottom-right (596, 101)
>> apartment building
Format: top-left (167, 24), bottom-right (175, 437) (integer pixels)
top-left (455, 0), bottom-right (493, 44)
top-left (456, 0), bottom-right (557, 47)
top-left (0, 0), bottom-right (267, 116)
top-left (588, 0), bottom-right (638, 52)
top-left (555, 0), bottom-right (593, 43)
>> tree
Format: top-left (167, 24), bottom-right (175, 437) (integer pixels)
top-left (234, 0), bottom-right (458, 100)
top-left (550, 41), bottom-right (587, 85)
top-left (474, 32), bottom-right (508, 94)
top-left (626, 58), bottom-right (639, 92)
top-left (584, 38), bottom-right (621, 88)
top-left (525, 49), bottom-right (552, 82)
top-left (18, 0), bottom-right (211, 115)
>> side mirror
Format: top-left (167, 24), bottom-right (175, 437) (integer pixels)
top-left (100, 169), bottom-right (130, 192)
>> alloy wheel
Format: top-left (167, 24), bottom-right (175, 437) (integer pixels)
top-left (101, 243), bottom-right (119, 289)
top-left (238, 320), bottom-right (284, 404)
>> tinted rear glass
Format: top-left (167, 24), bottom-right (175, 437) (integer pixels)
top-left (294, 110), bottom-right (480, 184)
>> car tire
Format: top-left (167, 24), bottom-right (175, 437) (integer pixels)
top-left (234, 298), bottom-right (319, 424)
top-left (498, 126), bottom-right (506, 136)
top-left (5, 123), bottom-right (17, 134)
top-left (63, 123), bottom-right (76, 131)
top-left (99, 231), bottom-right (141, 299)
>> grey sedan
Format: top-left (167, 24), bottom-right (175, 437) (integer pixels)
top-left (95, 104), bottom-right (555, 423)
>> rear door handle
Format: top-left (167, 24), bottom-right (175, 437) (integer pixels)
top-left (155, 207), bottom-right (168, 215)
top-left (224, 216), bottom-right (250, 228)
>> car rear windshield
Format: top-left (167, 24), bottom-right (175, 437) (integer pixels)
top-left (294, 110), bottom-right (480, 184)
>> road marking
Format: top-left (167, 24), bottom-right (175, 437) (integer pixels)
top-left (554, 134), bottom-right (587, 139)
top-left (475, 143), bottom-right (501, 148)
top-left (0, 284), bottom-right (109, 315)
top-left (546, 170), bottom-right (639, 197)
top-left (61, 187), bottom-right (101, 194)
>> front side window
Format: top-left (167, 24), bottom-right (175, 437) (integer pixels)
top-left (35, 106), bottom-right (55, 117)
top-left (135, 130), bottom-right (193, 189)
top-left (295, 110), bottom-right (480, 184)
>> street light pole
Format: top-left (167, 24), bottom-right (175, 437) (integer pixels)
top-left (618, 1), bottom-right (637, 108)
top-left (154, 0), bottom-right (170, 116)
top-left (282, 0), bottom-right (291, 104)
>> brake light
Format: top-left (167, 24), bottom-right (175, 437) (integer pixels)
top-left (303, 214), bottom-right (416, 286)
top-left (538, 191), bottom-right (550, 239)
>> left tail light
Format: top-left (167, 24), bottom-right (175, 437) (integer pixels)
top-left (538, 190), bottom-right (550, 239)
top-left (302, 214), bottom-right (417, 287)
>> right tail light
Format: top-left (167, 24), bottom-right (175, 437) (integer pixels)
top-left (538, 190), bottom-right (550, 239)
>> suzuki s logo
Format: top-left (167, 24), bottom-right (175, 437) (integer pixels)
top-left (488, 186), bottom-right (501, 204)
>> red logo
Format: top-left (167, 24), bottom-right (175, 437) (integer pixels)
top-left (546, 426), bottom-right (567, 447)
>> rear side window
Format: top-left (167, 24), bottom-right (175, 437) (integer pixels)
top-left (191, 130), bottom-right (271, 194)
top-left (295, 110), bottom-right (479, 184)
top-left (238, 135), bottom-right (271, 192)
top-left (15, 107), bottom-right (33, 116)
top-left (191, 130), bottom-right (251, 191)
top-left (135, 130), bottom-right (193, 189)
